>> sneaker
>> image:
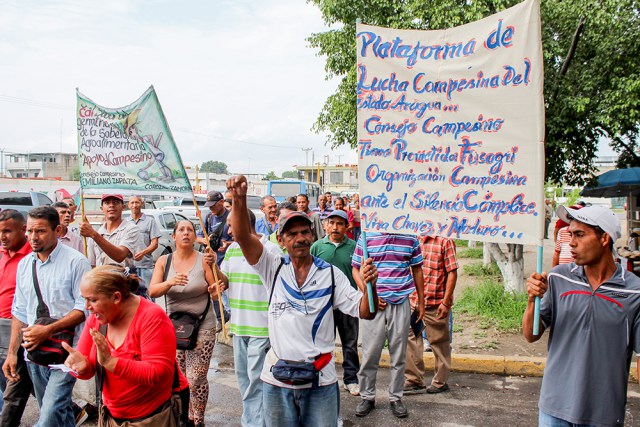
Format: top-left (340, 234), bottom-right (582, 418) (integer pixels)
top-left (355, 399), bottom-right (375, 417)
top-left (390, 399), bottom-right (408, 418)
top-left (75, 407), bottom-right (89, 426)
top-left (403, 383), bottom-right (426, 395)
top-left (426, 383), bottom-right (450, 394)
top-left (344, 383), bottom-right (360, 396)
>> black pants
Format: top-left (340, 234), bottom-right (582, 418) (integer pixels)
top-left (334, 310), bottom-right (360, 385)
top-left (0, 347), bottom-right (33, 427)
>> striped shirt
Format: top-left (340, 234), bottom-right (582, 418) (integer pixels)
top-left (312, 206), bottom-right (334, 221)
top-left (352, 232), bottom-right (423, 304)
top-left (221, 234), bottom-right (283, 337)
top-left (410, 236), bottom-right (458, 308)
top-left (554, 226), bottom-right (574, 265)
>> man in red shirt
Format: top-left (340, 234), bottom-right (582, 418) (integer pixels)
top-left (404, 236), bottom-right (458, 394)
top-left (0, 209), bottom-right (32, 425)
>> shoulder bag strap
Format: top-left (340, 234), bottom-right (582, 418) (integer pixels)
top-left (199, 295), bottom-right (211, 321)
top-left (31, 259), bottom-right (50, 318)
top-left (330, 266), bottom-right (335, 304)
top-left (163, 253), bottom-right (173, 314)
top-left (172, 361), bottom-right (180, 391)
top-left (268, 258), bottom-right (285, 306)
top-left (212, 210), bottom-right (229, 239)
top-left (163, 253), bottom-right (173, 282)
top-left (96, 323), bottom-right (107, 409)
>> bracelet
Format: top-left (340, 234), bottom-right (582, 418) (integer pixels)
top-left (442, 301), bottom-right (452, 308)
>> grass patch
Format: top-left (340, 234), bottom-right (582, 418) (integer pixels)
top-left (463, 261), bottom-right (501, 277)
top-left (454, 239), bottom-right (469, 248)
top-left (458, 247), bottom-right (483, 259)
top-left (456, 279), bottom-right (528, 332)
top-left (452, 324), bottom-right (463, 333)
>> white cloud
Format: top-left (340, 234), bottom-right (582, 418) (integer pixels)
top-left (0, 0), bottom-right (356, 175)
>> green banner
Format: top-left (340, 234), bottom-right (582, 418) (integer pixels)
top-left (76, 86), bottom-right (192, 196)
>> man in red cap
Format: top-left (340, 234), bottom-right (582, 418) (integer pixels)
top-left (79, 194), bottom-right (143, 291)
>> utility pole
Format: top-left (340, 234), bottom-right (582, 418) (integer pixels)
top-left (301, 148), bottom-right (312, 166)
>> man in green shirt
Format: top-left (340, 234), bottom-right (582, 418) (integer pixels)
top-left (310, 210), bottom-right (360, 396)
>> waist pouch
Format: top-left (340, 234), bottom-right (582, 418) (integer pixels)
top-left (270, 353), bottom-right (333, 387)
top-left (26, 316), bottom-right (74, 366)
top-left (271, 360), bottom-right (318, 386)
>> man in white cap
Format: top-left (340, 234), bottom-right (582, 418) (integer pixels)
top-left (523, 205), bottom-right (640, 426)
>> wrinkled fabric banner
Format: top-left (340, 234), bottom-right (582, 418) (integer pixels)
top-left (357, 0), bottom-right (544, 245)
top-left (77, 86), bottom-right (192, 196)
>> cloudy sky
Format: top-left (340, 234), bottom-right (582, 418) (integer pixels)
top-left (0, 0), bottom-right (357, 175)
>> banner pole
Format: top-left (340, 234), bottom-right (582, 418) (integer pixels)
top-left (533, 245), bottom-right (542, 335)
top-left (360, 230), bottom-right (375, 313)
top-left (80, 188), bottom-right (88, 257)
top-left (193, 196), bottom-right (227, 340)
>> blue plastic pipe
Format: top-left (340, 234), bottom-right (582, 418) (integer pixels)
top-left (361, 230), bottom-right (375, 313)
top-left (533, 245), bottom-right (542, 335)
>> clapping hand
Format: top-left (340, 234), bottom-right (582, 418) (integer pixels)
top-left (89, 328), bottom-right (116, 372)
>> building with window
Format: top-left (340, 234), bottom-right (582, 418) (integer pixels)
top-left (2, 152), bottom-right (78, 180)
top-left (295, 164), bottom-right (358, 194)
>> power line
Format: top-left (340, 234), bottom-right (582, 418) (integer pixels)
top-left (0, 94), bottom-right (71, 111)
top-left (175, 129), bottom-right (302, 149)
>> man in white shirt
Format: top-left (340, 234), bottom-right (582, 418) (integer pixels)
top-left (227, 175), bottom-right (379, 427)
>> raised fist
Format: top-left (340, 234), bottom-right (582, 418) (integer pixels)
top-left (226, 175), bottom-right (248, 197)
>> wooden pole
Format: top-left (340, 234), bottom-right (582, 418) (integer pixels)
top-left (193, 196), bottom-right (227, 339)
top-left (80, 188), bottom-right (88, 257)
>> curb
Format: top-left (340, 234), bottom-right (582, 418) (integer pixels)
top-left (332, 349), bottom-right (639, 382)
top-left (218, 337), bottom-right (638, 382)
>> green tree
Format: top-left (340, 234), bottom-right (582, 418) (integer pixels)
top-left (265, 171), bottom-right (280, 180)
top-left (282, 170), bottom-right (300, 179)
top-left (200, 160), bottom-right (228, 174)
top-left (307, 0), bottom-right (640, 185)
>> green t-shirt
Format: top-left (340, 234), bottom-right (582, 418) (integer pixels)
top-left (310, 236), bottom-right (357, 289)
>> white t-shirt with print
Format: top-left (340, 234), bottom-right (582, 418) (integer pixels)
top-left (251, 248), bottom-right (363, 389)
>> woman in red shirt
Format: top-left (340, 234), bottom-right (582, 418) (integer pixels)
top-left (63, 265), bottom-right (190, 426)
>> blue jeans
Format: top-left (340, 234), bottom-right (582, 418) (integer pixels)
top-left (136, 267), bottom-right (153, 300)
top-left (263, 382), bottom-right (339, 427)
top-left (233, 336), bottom-right (270, 427)
top-left (27, 362), bottom-right (76, 427)
top-left (539, 411), bottom-right (597, 427)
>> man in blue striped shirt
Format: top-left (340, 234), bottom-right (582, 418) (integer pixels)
top-left (352, 232), bottom-right (424, 419)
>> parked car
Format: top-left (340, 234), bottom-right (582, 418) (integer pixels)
top-left (0, 191), bottom-right (53, 219)
top-left (122, 209), bottom-right (202, 262)
top-left (162, 195), bottom-right (265, 226)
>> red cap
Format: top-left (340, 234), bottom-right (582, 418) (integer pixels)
top-left (101, 194), bottom-right (124, 202)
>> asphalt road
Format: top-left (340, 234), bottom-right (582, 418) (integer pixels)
top-left (17, 343), bottom-right (640, 426)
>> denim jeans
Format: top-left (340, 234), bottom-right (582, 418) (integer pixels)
top-left (136, 267), bottom-right (153, 301)
top-left (263, 382), bottom-right (339, 427)
top-left (539, 411), bottom-right (597, 427)
top-left (233, 335), bottom-right (270, 427)
top-left (27, 362), bottom-right (76, 427)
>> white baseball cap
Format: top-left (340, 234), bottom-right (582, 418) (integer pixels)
top-left (557, 205), bottom-right (621, 242)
